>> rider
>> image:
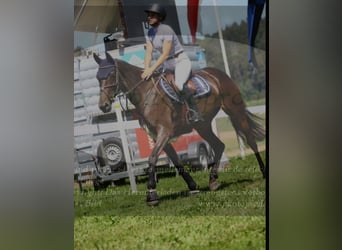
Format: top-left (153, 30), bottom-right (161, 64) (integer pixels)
top-left (141, 3), bottom-right (202, 122)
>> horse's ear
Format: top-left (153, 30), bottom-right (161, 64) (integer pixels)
top-left (93, 53), bottom-right (102, 65)
top-left (105, 52), bottom-right (115, 65)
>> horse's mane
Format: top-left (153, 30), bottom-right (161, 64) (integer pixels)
top-left (116, 59), bottom-right (143, 71)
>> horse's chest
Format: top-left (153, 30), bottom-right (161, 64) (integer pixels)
top-left (143, 90), bottom-right (160, 106)
top-left (143, 103), bottom-right (169, 123)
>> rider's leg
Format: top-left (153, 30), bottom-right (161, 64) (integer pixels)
top-left (174, 54), bottom-right (203, 122)
top-left (174, 53), bottom-right (192, 90)
top-left (181, 84), bottom-right (203, 122)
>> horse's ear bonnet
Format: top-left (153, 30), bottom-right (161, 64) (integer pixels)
top-left (105, 52), bottom-right (116, 65)
top-left (95, 53), bottom-right (115, 80)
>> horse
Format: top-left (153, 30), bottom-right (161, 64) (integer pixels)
top-left (93, 52), bottom-right (266, 206)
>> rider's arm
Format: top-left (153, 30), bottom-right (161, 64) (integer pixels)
top-left (142, 39), bottom-right (172, 79)
top-left (149, 39), bottom-right (172, 72)
top-left (144, 40), bottom-right (153, 69)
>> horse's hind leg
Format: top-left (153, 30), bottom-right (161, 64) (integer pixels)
top-left (195, 125), bottom-right (225, 191)
top-left (225, 109), bottom-right (266, 178)
top-left (164, 143), bottom-right (199, 193)
top-left (244, 132), bottom-right (266, 178)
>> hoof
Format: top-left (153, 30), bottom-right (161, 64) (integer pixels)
top-left (146, 200), bottom-right (159, 206)
top-left (209, 180), bottom-right (220, 191)
top-left (146, 190), bottom-right (159, 206)
top-left (189, 190), bottom-right (200, 195)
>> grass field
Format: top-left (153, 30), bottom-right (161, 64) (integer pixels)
top-left (74, 152), bottom-right (266, 249)
top-left (245, 98), bottom-right (265, 107)
top-left (74, 108), bottom-right (266, 249)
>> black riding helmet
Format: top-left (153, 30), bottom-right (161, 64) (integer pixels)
top-left (144, 4), bottom-right (166, 21)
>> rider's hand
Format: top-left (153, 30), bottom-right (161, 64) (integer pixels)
top-left (141, 68), bottom-right (154, 80)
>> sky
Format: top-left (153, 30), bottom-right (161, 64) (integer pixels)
top-left (74, 0), bottom-right (265, 49)
top-left (175, 0), bottom-right (248, 6)
top-left (176, 0), bottom-right (265, 36)
top-left (176, 0), bottom-right (248, 38)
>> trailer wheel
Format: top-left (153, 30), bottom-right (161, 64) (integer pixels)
top-left (192, 145), bottom-right (209, 171)
top-left (97, 137), bottom-right (126, 173)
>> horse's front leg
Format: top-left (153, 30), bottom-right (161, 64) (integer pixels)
top-left (146, 131), bottom-right (170, 206)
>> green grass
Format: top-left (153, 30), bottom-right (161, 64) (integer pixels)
top-left (75, 216), bottom-right (265, 250)
top-left (245, 98), bottom-right (265, 107)
top-left (74, 152), bottom-right (266, 249)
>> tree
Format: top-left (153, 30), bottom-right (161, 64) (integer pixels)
top-left (197, 18), bottom-right (266, 103)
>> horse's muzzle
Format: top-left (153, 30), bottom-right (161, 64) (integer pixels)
top-left (99, 102), bottom-right (112, 113)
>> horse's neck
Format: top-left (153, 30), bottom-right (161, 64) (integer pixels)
top-left (117, 60), bottom-right (142, 86)
top-left (117, 60), bottom-right (151, 108)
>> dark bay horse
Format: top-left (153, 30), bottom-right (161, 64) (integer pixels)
top-left (94, 52), bottom-right (265, 206)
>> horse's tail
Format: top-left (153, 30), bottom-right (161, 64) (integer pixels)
top-left (201, 67), bottom-right (265, 144)
top-left (230, 110), bottom-right (265, 144)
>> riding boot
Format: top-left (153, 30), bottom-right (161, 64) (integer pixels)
top-left (181, 84), bottom-right (203, 123)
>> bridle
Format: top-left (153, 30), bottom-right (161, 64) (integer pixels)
top-left (98, 59), bottom-right (147, 101)
top-left (98, 58), bottom-right (173, 112)
top-left (98, 62), bottom-right (120, 102)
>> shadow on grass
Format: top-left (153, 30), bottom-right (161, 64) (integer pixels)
top-left (157, 178), bottom-right (255, 202)
top-left (158, 190), bottom-right (190, 202)
top-left (136, 171), bottom-right (177, 184)
top-left (197, 178), bottom-right (255, 192)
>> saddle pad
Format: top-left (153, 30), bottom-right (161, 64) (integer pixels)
top-left (192, 74), bottom-right (211, 98)
top-left (159, 78), bottom-right (184, 103)
top-left (159, 74), bottom-right (211, 103)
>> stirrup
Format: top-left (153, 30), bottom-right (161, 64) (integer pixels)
top-left (187, 109), bottom-right (203, 123)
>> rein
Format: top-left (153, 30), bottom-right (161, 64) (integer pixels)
top-left (100, 60), bottom-right (146, 97)
top-left (99, 60), bottom-right (147, 111)
top-left (99, 59), bottom-right (173, 111)
top-left (121, 77), bottom-right (145, 96)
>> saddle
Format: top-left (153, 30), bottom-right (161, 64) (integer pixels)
top-left (159, 72), bottom-right (211, 103)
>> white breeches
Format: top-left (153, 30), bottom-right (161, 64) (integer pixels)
top-left (163, 53), bottom-right (192, 91)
